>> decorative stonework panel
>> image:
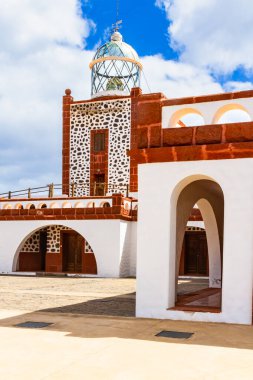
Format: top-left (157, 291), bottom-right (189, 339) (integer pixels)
top-left (46, 225), bottom-right (70, 253)
top-left (85, 241), bottom-right (93, 254)
top-left (20, 226), bottom-right (95, 255)
top-left (21, 231), bottom-right (41, 252)
top-left (70, 98), bottom-right (131, 196)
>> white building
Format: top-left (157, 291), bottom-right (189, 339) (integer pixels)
top-left (1, 29), bottom-right (253, 324)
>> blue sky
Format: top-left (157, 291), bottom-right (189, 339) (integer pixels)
top-left (81, 0), bottom-right (178, 60)
top-left (0, 0), bottom-right (253, 193)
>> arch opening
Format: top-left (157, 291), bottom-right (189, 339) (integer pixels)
top-left (213, 104), bottom-right (251, 124)
top-left (169, 108), bottom-right (205, 128)
top-left (171, 178), bottom-right (224, 313)
top-left (14, 224), bottom-right (97, 275)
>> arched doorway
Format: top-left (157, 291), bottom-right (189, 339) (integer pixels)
top-left (179, 226), bottom-right (208, 276)
top-left (16, 225), bottom-right (97, 274)
top-left (174, 179), bottom-right (224, 312)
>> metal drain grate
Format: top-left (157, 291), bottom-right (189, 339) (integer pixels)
top-left (156, 330), bottom-right (194, 339)
top-left (15, 321), bottom-right (53, 329)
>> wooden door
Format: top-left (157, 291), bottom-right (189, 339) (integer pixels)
top-left (184, 232), bottom-right (208, 275)
top-left (94, 174), bottom-right (105, 196)
top-left (62, 232), bottom-right (83, 273)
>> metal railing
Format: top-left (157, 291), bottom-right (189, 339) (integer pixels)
top-left (0, 182), bottom-right (129, 200)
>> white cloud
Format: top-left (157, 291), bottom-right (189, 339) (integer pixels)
top-left (0, 0), bottom-right (94, 193)
top-left (0, 0), bottom-right (251, 193)
top-left (156, 0), bottom-right (253, 75)
top-left (141, 54), bottom-right (222, 97)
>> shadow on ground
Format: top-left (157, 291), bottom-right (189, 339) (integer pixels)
top-left (0, 291), bottom-right (253, 351)
top-left (42, 292), bottom-right (136, 317)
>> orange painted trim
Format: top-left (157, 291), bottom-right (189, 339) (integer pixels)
top-left (89, 56), bottom-right (143, 70)
top-left (0, 206), bottom-right (137, 221)
top-left (129, 141), bottom-right (253, 164)
top-left (162, 89), bottom-right (253, 107)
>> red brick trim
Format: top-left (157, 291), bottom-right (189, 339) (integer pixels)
top-left (129, 141), bottom-right (253, 164)
top-left (130, 88), bottom-right (165, 192)
top-left (0, 206), bottom-right (137, 221)
top-left (136, 121), bottom-right (253, 149)
top-left (62, 91), bottom-right (73, 195)
top-left (162, 89), bottom-right (253, 107)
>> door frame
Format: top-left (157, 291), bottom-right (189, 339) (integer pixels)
top-left (182, 230), bottom-right (209, 276)
top-left (60, 230), bottom-right (85, 273)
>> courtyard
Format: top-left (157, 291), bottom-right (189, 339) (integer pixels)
top-left (0, 275), bottom-right (252, 379)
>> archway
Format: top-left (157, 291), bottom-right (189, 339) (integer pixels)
top-left (15, 224), bottom-right (97, 274)
top-left (213, 104), bottom-right (251, 124)
top-left (173, 178), bottom-right (224, 312)
top-left (169, 108), bottom-right (205, 128)
top-left (179, 209), bottom-right (207, 277)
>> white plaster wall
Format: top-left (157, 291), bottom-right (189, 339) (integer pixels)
top-left (119, 221), bottom-right (137, 277)
top-left (136, 158), bottom-right (253, 324)
top-left (162, 97), bottom-right (253, 128)
top-left (0, 220), bottom-right (134, 278)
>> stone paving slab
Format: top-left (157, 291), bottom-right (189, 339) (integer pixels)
top-left (0, 310), bottom-right (253, 379)
top-left (2, 276), bottom-right (247, 379)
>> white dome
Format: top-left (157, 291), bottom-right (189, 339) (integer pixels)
top-left (90, 31), bottom-right (142, 96)
top-left (93, 32), bottom-right (140, 63)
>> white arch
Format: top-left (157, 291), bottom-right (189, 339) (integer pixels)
top-left (15, 203), bottom-right (23, 210)
top-left (169, 175), bottom-right (224, 307)
top-left (50, 202), bottom-right (60, 209)
top-left (99, 201), bottom-right (110, 208)
top-left (212, 103), bottom-right (251, 124)
top-left (87, 201), bottom-right (95, 208)
top-left (26, 203), bottom-right (36, 210)
top-left (197, 199), bottom-right (221, 288)
top-left (75, 202), bottom-right (85, 208)
top-left (3, 204), bottom-right (12, 210)
top-left (12, 223), bottom-right (97, 273)
top-left (38, 202), bottom-right (47, 209)
top-left (62, 202), bottom-right (72, 208)
top-left (169, 107), bottom-right (205, 128)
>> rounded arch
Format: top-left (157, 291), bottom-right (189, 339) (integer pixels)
top-left (15, 203), bottom-right (24, 210)
top-left (169, 175), bottom-right (224, 309)
top-left (13, 223), bottom-right (98, 275)
top-left (87, 201), bottom-right (95, 208)
top-left (62, 202), bottom-right (72, 208)
top-left (74, 202), bottom-right (85, 208)
top-left (38, 203), bottom-right (47, 209)
top-left (212, 103), bottom-right (251, 124)
top-left (50, 202), bottom-right (60, 209)
top-left (100, 201), bottom-right (110, 208)
top-left (3, 204), bottom-right (12, 210)
top-left (169, 108), bottom-right (205, 128)
top-left (26, 204), bottom-right (36, 210)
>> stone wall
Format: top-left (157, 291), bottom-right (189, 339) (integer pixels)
top-left (70, 98), bottom-right (131, 196)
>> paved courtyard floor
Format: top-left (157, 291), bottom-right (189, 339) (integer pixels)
top-left (0, 275), bottom-right (253, 379)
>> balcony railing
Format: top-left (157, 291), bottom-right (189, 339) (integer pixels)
top-left (0, 182), bottom-right (130, 200)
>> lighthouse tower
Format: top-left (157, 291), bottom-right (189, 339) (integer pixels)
top-left (62, 29), bottom-right (142, 197)
top-left (90, 29), bottom-right (142, 98)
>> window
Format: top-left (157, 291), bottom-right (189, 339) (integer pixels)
top-left (94, 133), bottom-right (105, 152)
